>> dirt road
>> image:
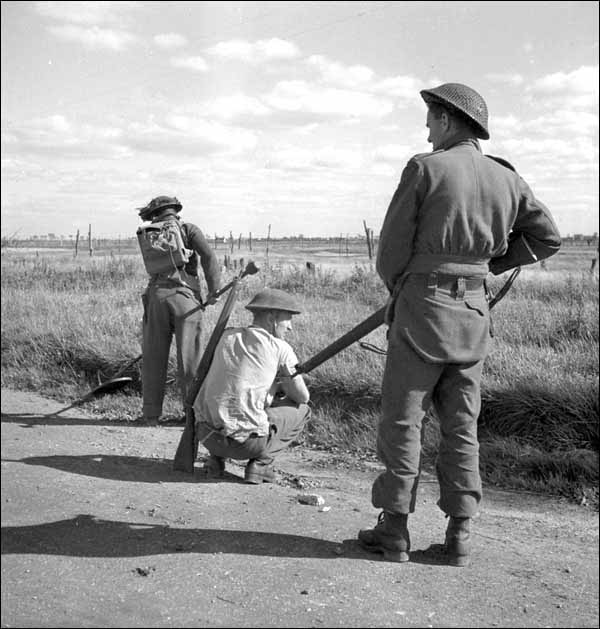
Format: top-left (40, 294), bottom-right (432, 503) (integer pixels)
top-left (1, 388), bottom-right (598, 628)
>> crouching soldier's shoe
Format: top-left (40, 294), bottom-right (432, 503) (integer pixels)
top-left (358, 511), bottom-right (410, 562)
top-left (445, 516), bottom-right (471, 567)
top-left (244, 460), bottom-right (275, 484)
top-left (203, 455), bottom-right (225, 477)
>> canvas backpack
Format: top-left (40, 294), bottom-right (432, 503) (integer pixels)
top-left (137, 219), bottom-right (192, 275)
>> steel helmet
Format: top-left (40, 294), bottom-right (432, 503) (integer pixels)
top-left (137, 196), bottom-right (182, 221)
top-left (420, 83), bottom-right (489, 140)
top-left (245, 288), bottom-right (301, 314)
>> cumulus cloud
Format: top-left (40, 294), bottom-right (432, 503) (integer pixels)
top-left (373, 144), bottom-right (413, 164)
top-left (305, 55), bottom-right (421, 107)
top-left (171, 56), bottom-right (209, 72)
top-left (265, 80), bottom-right (393, 119)
top-left (34, 1), bottom-right (141, 25)
top-left (206, 38), bottom-right (300, 64)
top-left (190, 94), bottom-right (271, 121)
top-left (154, 32), bottom-right (188, 49)
top-left (306, 55), bottom-right (374, 87)
top-left (47, 24), bottom-right (138, 50)
top-left (124, 115), bottom-right (257, 156)
top-left (485, 73), bottom-right (524, 86)
top-left (1, 114), bottom-right (130, 159)
top-left (528, 65), bottom-right (599, 108)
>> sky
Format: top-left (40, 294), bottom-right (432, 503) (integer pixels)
top-left (1, 1), bottom-right (598, 240)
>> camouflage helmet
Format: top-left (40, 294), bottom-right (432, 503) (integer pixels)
top-left (420, 83), bottom-right (489, 140)
top-left (137, 195), bottom-right (182, 221)
top-left (245, 288), bottom-right (301, 314)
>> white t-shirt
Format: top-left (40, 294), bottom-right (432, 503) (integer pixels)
top-left (193, 326), bottom-right (299, 442)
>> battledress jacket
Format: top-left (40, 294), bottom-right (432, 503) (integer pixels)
top-left (376, 138), bottom-right (561, 363)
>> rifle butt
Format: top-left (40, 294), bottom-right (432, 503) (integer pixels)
top-left (172, 408), bottom-right (197, 473)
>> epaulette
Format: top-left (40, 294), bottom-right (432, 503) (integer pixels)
top-left (410, 149), bottom-right (444, 162)
top-left (485, 154), bottom-right (517, 172)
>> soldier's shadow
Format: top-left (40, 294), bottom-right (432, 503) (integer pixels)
top-left (1, 453), bottom-right (242, 484)
top-left (1, 514), bottom-right (369, 561)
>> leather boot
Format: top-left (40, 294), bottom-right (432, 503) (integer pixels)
top-left (445, 516), bottom-right (471, 567)
top-left (358, 511), bottom-right (410, 562)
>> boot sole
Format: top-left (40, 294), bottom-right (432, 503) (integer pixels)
top-left (359, 541), bottom-right (409, 563)
top-left (447, 553), bottom-right (470, 567)
top-left (244, 474), bottom-right (275, 484)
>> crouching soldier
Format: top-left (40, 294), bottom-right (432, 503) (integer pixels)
top-left (193, 288), bottom-right (311, 484)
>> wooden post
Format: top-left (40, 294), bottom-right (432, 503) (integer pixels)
top-left (266, 224), bottom-right (271, 262)
top-left (363, 220), bottom-right (373, 259)
top-left (249, 232), bottom-right (252, 251)
top-left (88, 224), bottom-right (93, 257)
top-left (74, 229), bottom-right (80, 258)
top-left (214, 234), bottom-right (218, 249)
top-left (229, 231), bottom-right (234, 254)
top-left (238, 233), bottom-right (242, 250)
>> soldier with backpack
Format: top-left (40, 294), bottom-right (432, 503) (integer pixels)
top-left (136, 195), bottom-right (221, 425)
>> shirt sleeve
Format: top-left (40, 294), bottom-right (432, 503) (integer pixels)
top-left (184, 222), bottom-right (222, 294)
top-left (376, 159), bottom-right (422, 292)
top-left (278, 340), bottom-right (299, 374)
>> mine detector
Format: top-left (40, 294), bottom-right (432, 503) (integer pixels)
top-left (172, 266), bottom-right (522, 472)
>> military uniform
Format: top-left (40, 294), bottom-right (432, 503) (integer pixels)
top-left (138, 197), bottom-right (221, 421)
top-left (359, 83), bottom-right (561, 565)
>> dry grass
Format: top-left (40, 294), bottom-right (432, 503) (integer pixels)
top-left (1, 243), bottom-right (598, 505)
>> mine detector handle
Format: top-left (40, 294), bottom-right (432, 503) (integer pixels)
top-left (205, 261), bottom-right (259, 304)
top-left (292, 306), bottom-right (386, 377)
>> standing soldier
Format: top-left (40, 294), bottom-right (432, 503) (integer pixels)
top-left (358, 83), bottom-right (561, 566)
top-left (136, 196), bottom-right (221, 425)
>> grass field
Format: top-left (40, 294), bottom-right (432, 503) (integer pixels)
top-left (1, 240), bottom-right (598, 507)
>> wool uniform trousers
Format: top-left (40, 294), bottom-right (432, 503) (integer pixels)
top-left (141, 283), bottom-right (204, 419)
top-left (199, 400), bottom-right (311, 465)
top-left (372, 332), bottom-right (484, 518)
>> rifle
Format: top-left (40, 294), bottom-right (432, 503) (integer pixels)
top-left (172, 264), bottom-right (258, 472)
top-left (293, 306), bottom-right (386, 376)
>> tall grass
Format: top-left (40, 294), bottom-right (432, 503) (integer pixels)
top-left (1, 249), bottom-right (598, 505)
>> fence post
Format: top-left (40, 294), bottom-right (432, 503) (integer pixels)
top-left (88, 224), bottom-right (93, 257)
top-left (249, 232), bottom-right (252, 252)
top-left (74, 229), bottom-right (80, 258)
top-left (266, 224), bottom-right (271, 264)
top-left (363, 220), bottom-right (373, 259)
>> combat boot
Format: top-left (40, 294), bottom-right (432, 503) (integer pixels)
top-left (358, 511), bottom-right (410, 562)
top-left (203, 455), bottom-right (225, 477)
top-left (445, 516), bottom-right (471, 567)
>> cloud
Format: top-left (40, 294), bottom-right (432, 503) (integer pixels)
top-left (206, 38), bottom-right (300, 64)
top-left (154, 32), bottom-right (188, 49)
top-left (264, 80), bottom-right (393, 119)
top-left (528, 65), bottom-right (599, 108)
top-left (47, 24), bottom-right (138, 50)
top-left (170, 56), bottom-right (209, 72)
top-left (305, 55), bottom-right (421, 107)
top-left (306, 55), bottom-right (374, 87)
top-left (124, 115), bottom-right (257, 156)
top-left (1, 115), bottom-right (130, 159)
top-left (189, 94), bottom-right (272, 122)
top-left (34, 1), bottom-right (141, 25)
top-left (373, 144), bottom-right (413, 164)
top-left (485, 73), bottom-right (525, 86)
top-left (527, 109), bottom-right (598, 136)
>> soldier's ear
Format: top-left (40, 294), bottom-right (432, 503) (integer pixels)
top-left (441, 111), bottom-right (452, 132)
